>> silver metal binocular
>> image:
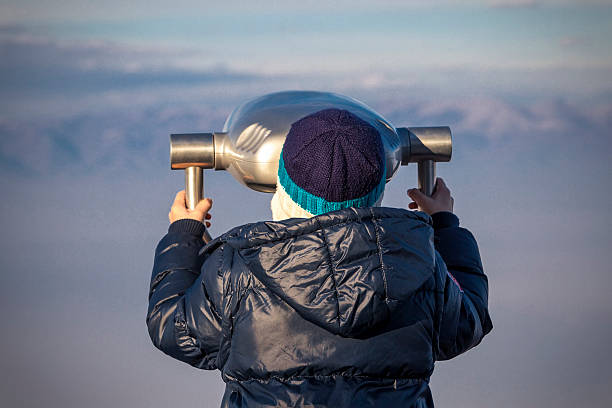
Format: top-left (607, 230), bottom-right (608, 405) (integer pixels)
top-left (170, 91), bottom-right (452, 242)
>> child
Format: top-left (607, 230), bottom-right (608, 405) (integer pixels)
top-left (147, 108), bottom-right (492, 407)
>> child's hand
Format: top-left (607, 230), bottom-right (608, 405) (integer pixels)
top-left (407, 178), bottom-right (454, 215)
top-left (168, 190), bottom-right (213, 227)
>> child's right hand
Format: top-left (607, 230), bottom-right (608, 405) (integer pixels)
top-left (407, 178), bottom-right (454, 215)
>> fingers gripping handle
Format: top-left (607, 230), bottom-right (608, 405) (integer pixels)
top-left (418, 160), bottom-right (436, 197)
top-left (185, 166), bottom-right (212, 243)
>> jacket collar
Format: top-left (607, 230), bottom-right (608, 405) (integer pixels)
top-left (223, 207), bottom-right (431, 249)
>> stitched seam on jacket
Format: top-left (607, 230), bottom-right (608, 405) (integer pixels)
top-left (432, 256), bottom-right (443, 362)
top-left (198, 247), bottom-right (224, 323)
top-left (220, 245), bottom-right (234, 351)
top-left (202, 245), bottom-right (224, 323)
top-left (315, 217), bottom-right (342, 331)
top-left (223, 247), bottom-right (260, 362)
top-left (226, 374), bottom-right (430, 383)
top-left (369, 208), bottom-right (389, 303)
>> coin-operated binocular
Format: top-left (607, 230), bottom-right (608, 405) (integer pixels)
top-left (170, 91), bottom-right (452, 242)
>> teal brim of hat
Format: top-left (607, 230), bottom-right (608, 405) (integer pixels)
top-left (277, 151), bottom-right (386, 216)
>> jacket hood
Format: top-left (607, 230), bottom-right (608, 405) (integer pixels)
top-left (223, 207), bottom-right (436, 338)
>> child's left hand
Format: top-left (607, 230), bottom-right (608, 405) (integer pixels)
top-left (168, 190), bottom-right (213, 227)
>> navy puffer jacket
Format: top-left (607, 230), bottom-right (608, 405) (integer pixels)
top-left (147, 207), bottom-right (492, 407)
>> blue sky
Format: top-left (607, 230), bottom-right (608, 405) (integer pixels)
top-left (0, 1), bottom-right (611, 407)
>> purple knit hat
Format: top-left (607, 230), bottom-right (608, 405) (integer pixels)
top-left (277, 108), bottom-right (386, 215)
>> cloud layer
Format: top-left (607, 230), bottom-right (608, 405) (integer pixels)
top-left (1, 30), bottom-right (611, 177)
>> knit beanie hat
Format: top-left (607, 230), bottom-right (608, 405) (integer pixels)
top-left (271, 108), bottom-right (386, 220)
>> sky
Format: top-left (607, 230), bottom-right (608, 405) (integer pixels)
top-left (0, 1), bottom-right (611, 407)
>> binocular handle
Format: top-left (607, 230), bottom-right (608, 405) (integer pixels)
top-left (185, 166), bottom-right (213, 243)
top-left (418, 160), bottom-right (436, 197)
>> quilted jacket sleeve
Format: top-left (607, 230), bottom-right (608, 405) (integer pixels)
top-left (146, 219), bottom-right (225, 369)
top-left (432, 212), bottom-right (493, 361)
